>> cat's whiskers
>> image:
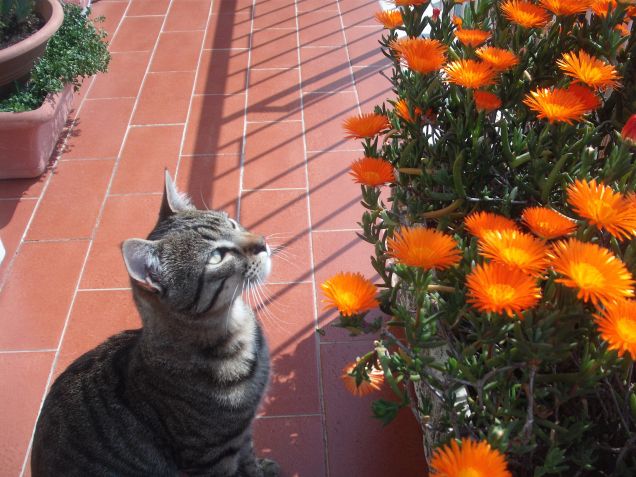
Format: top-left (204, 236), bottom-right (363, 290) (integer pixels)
top-left (254, 277), bottom-right (294, 327)
top-left (252, 282), bottom-right (288, 333)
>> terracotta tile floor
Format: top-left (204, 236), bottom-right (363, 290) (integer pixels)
top-left (0, 0), bottom-right (426, 475)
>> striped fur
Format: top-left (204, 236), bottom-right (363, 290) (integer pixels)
top-left (31, 173), bottom-right (278, 477)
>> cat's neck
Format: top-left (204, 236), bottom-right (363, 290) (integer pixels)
top-left (133, 293), bottom-right (258, 374)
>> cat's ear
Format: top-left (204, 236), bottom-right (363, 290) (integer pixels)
top-left (122, 239), bottom-right (162, 294)
top-left (159, 170), bottom-right (195, 221)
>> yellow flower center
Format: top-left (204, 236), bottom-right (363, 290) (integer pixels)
top-left (363, 171), bottom-right (381, 183)
top-left (487, 284), bottom-right (516, 303)
top-left (570, 262), bottom-right (605, 289)
top-left (458, 467), bottom-right (483, 477)
top-left (500, 246), bottom-right (531, 266)
top-left (616, 317), bottom-right (636, 344)
top-left (588, 198), bottom-right (615, 221)
top-left (337, 291), bottom-right (358, 310)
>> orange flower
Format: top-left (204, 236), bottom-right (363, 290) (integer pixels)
top-left (343, 113), bottom-right (390, 139)
top-left (550, 239), bottom-right (635, 306)
top-left (466, 262), bottom-right (541, 318)
top-left (342, 361), bottom-right (384, 397)
top-left (452, 16), bottom-right (464, 29)
top-left (395, 98), bottom-right (422, 123)
top-left (375, 9), bottom-right (403, 29)
top-left (445, 60), bottom-right (497, 89)
top-left (350, 157), bottom-right (395, 186)
top-left (391, 38), bottom-right (447, 75)
top-left (321, 272), bottom-right (379, 316)
top-left (479, 230), bottom-right (549, 276)
top-left (596, 300), bottom-right (636, 359)
top-left (557, 51), bottom-right (620, 90)
top-left (566, 83), bottom-right (601, 112)
top-left (500, 0), bottom-right (551, 28)
top-left (393, 0), bottom-right (428, 5)
top-left (521, 206), bottom-right (577, 239)
top-left (567, 179), bottom-right (636, 239)
top-left (523, 87), bottom-right (588, 124)
top-left (622, 114), bottom-right (636, 144)
top-left (591, 0), bottom-right (617, 16)
top-left (540, 0), bottom-right (592, 15)
top-left (465, 211), bottom-right (519, 239)
top-left (454, 29), bottom-right (491, 47)
top-left (627, 5), bottom-right (636, 18)
top-left (430, 438), bottom-right (512, 477)
top-left (476, 47), bottom-right (519, 71)
top-left (474, 90), bottom-right (502, 111)
top-left (615, 22), bottom-right (631, 36)
top-left (388, 227), bottom-right (461, 270)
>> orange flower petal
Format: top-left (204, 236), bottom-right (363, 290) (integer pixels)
top-left (523, 87), bottom-right (588, 124)
top-left (474, 90), bottom-right (502, 111)
top-left (521, 206), bottom-right (577, 239)
top-left (391, 38), bottom-right (447, 75)
top-left (466, 262), bottom-right (541, 318)
top-left (342, 113), bottom-right (390, 139)
top-left (566, 83), bottom-right (601, 112)
top-left (549, 239), bottom-right (635, 306)
top-left (595, 300), bottom-right (636, 359)
top-left (476, 46), bottom-right (519, 71)
top-left (540, 0), bottom-right (592, 15)
top-left (445, 59), bottom-right (497, 89)
top-left (500, 0), bottom-right (551, 28)
top-left (388, 227), bottom-right (462, 270)
top-left (557, 51), bottom-right (620, 90)
top-left (350, 157), bottom-right (395, 186)
top-left (622, 114), bottom-right (636, 144)
top-left (341, 361), bottom-right (384, 397)
top-left (375, 9), bottom-right (403, 29)
top-left (464, 211), bottom-right (519, 239)
top-left (321, 272), bottom-right (379, 316)
top-left (430, 438), bottom-right (512, 477)
top-left (454, 29), bottom-right (491, 47)
top-left (395, 98), bottom-right (423, 123)
top-left (591, 0), bottom-right (617, 16)
top-left (479, 230), bottom-right (550, 276)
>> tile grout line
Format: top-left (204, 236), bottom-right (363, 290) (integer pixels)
top-left (291, 0), bottom-right (330, 475)
top-left (236, 0), bottom-right (258, 216)
top-left (18, 0), bottom-right (170, 472)
top-left (173, 0), bottom-right (217, 183)
top-left (0, 349), bottom-right (57, 354)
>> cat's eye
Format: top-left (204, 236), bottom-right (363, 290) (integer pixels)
top-left (208, 249), bottom-right (225, 265)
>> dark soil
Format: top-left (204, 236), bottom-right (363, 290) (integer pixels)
top-left (0, 13), bottom-right (45, 49)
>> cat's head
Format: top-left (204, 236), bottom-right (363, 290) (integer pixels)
top-left (121, 171), bottom-right (271, 318)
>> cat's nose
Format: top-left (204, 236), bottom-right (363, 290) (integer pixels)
top-left (239, 233), bottom-right (267, 255)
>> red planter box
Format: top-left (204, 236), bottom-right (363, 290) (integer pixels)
top-left (0, 84), bottom-right (74, 179)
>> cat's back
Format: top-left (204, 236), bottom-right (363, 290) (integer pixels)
top-left (31, 329), bottom-right (175, 477)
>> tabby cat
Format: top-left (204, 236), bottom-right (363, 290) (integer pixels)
top-left (31, 172), bottom-right (279, 477)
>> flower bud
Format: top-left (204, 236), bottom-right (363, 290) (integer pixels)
top-left (622, 114), bottom-right (636, 145)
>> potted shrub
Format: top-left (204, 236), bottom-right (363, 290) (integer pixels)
top-left (0, 1), bottom-right (109, 179)
top-left (323, 1), bottom-right (635, 475)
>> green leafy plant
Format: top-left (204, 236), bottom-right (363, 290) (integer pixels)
top-left (0, 2), bottom-right (110, 112)
top-left (0, 0), bottom-right (34, 24)
top-left (323, 1), bottom-right (636, 475)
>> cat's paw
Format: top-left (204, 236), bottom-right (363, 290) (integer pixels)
top-left (258, 458), bottom-right (280, 477)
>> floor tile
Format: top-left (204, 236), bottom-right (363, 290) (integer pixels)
top-left (251, 29), bottom-right (298, 69)
top-left (176, 154), bottom-right (241, 218)
top-left (0, 352), bottom-right (54, 477)
top-left (253, 0), bottom-right (296, 29)
top-left (165, 0), bottom-right (211, 31)
top-left (63, 98), bottom-right (135, 159)
top-left (243, 122), bottom-right (305, 190)
top-left (0, 199), bottom-right (36, 286)
top-left (253, 416), bottom-right (326, 477)
top-left (151, 31), bottom-right (205, 72)
top-left (247, 68), bottom-right (301, 121)
top-left (321, 341), bottom-right (427, 477)
top-left (340, 0), bottom-right (381, 27)
top-left (204, 12), bottom-right (251, 49)
top-left (89, 51), bottom-right (151, 99)
top-left (0, 241), bottom-right (89, 350)
top-left (112, 125), bottom-right (184, 194)
top-left (302, 92), bottom-right (358, 152)
top-left (311, 229), bottom-right (380, 340)
top-left (352, 65), bottom-right (392, 110)
top-left (258, 282), bottom-right (321, 416)
top-left (345, 26), bottom-right (388, 67)
top-left (297, 0), bottom-right (339, 12)
top-left (182, 94), bottom-right (246, 155)
top-left (300, 46), bottom-right (354, 93)
top-left (109, 16), bottom-right (164, 52)
top-left (127, 0), bottom-right (170, 16)
top-left (90, 1), bottom-right (127, 40)
top-left (53, 290), bottom-right (140, 379)
top-left (132, 71), bottom-right (195, 125)
top-left (195, 49), bottom-right (249, 95)
top-left (0, 175), bottom-right (46, 200)
top-left (27, 159), bottom-right (114, 241)
top-left (212, 0), bottom-right (252, 14)
top-left (81, 194), bottom-right (162, 289)
top-left (307, 150), bottom-right (364, 231)
top-left (239, 189), bottom-right (311, 284)
top-left (298, 10), bottom-right (345, 47)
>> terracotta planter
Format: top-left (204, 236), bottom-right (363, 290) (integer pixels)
top-left (0, 0), bottom-right (64, 96)
top-left (0, 84), bottom-right (74, 179)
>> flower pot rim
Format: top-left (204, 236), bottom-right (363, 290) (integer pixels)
top-left (0, 84), bottom-right (73, 125)
top-left (0, 0), bottom-right (64, 63)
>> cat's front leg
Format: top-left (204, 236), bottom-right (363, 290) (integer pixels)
top-left (237, 440), bottom-right (279, 477)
